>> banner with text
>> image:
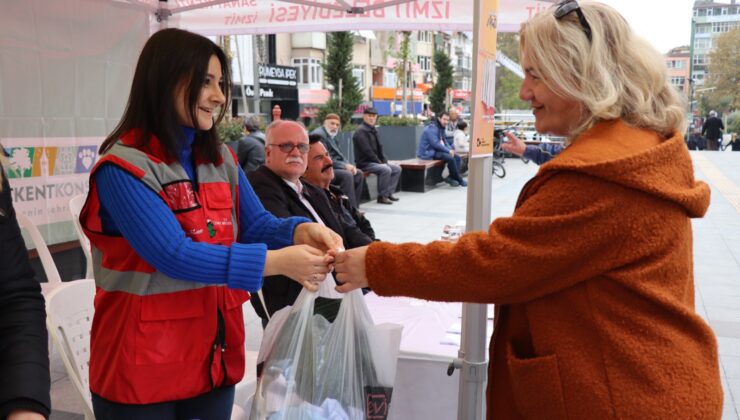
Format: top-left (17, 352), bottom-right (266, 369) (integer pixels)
top-left (4, 138), bottom-right (102, 226)
top-left (169, 0), bottom-right (555, 35)
top-left (470, 0), bottom-right (499, 157)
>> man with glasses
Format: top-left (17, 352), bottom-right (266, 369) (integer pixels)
top-left (247, 120), bottom-right (371, 324)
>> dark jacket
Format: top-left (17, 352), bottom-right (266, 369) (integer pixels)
top-left (417, 120), bottom-right (451, 159)
top-left (247, 166), bottom-right (372, 320)
top-left (0, 165), bottom-right (51, 420)
top-left (311, 127), bottom-right (349, 170)
top-left (523, 143), bottom-right (564, 165)
top-left (227, 133), bottom-right (265, 174)
top-left (352, 122), bottom-right (387, 167)
top-left (701, 116), bottom-right (724, 141)
top-left (326, 185), bottom-right (376, 241)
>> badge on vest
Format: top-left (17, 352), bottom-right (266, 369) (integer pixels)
top-left (207, 220), bottom-right (216, 238)
top-left (163, 180), bottom-right (199, 212)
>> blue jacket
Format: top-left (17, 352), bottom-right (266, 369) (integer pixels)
top-left (522, 143), bottom-right (564, 165)
top-left (417, 120), bottom-right (451, 159)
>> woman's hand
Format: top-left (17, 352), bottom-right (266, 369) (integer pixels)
top-left (335, 246), bottom-right (369, 293)
top-left (265, 245), bottom-right (333, 292)
top-left (293, 223), bottom-right (344, 253)
top-left (501, 131), bottom-right (527, 157)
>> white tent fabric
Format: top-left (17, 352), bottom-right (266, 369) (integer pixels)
top-left (123, 0), bottom-right (554, 35)
top-left (0, 0), bottom-right (149, 241)
top-left (1, 0), bottom-right (552, 233)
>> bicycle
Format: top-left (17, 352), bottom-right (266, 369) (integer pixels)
top-left (491, 130), bottom-right (507, 179)
top-left (719, 136), bottom-right (735, 151)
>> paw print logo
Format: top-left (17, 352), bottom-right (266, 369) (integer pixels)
top-left (78, 148), bottom-right (96, 170)
top-left (75, 146), bottom-right (98, 173)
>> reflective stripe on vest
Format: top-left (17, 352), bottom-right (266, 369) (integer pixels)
top-left (80, 134), bottom-right (249, 404)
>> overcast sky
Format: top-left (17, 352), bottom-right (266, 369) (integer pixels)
top-left (593, 0), bottom-right (696, 54)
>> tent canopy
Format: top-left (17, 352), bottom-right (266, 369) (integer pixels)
top-left (111, 0), bottom-right (555, 35)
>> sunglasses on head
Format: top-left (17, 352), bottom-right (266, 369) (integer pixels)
top-left (554, 0), bottom-right (592, 43)
top-left (269, 142), bottom-right (310, 154)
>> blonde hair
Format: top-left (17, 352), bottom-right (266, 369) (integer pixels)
top-left (520, 1), bottom-right (686, 140)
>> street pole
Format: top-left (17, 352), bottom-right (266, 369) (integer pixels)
top-left (233, 35), bottom-right (248, 117)
top-left (338, 78), bottom-right (343, 110)
top-left (252, 35), bottom-right (261, 116)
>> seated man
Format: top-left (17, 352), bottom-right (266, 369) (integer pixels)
top-left (310, 113), bottom-right (364, 209)
top-left (303, 134), bottom-right (376, 241)
top-left (225, 115), bottom-right (265, 173)
top-left (352, 107), bottom-right (401, 204)
top-left (445, 108), bottom-right (461, 145)
top-left (247, 120), bottom-right (372, 324)
top-left (417, 111), bottom-right (466, 187)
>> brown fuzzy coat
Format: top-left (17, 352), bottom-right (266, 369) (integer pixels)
top-left (366, 120), bottom-right (723, 419)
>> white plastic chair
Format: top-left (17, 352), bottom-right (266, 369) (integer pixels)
top-left (69, 194), bottom-right (94, 279)
top-left (46, 278), bottom-right (257, 420)
top-left (234, 302), bottom-right (261, 416)
top-left (16, 213), bottom-right (62, 295)
top-left (45, 278), bottom-right (96, 420)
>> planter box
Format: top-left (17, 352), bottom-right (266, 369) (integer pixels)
top-left (336, 126), bottom-right (424, 163)
top-left (376, 126), bottom-right (424, 160)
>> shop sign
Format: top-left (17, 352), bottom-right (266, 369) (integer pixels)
top-left (258, 64), bottom-right (297, 86)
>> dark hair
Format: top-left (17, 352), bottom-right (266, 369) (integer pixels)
top-left (438, 111), bottom-right (450, 119)
top-left (457, 120), bottom-right (468, 130)
top-left (100, 28), bottom-right (231, 163)
top-left (308, 134), bottom-right (323, 145)
top-left (244, 115), bottom-right (261, 132)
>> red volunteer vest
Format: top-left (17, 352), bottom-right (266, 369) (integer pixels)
top-left (80, 131), bottom-right (250, 404)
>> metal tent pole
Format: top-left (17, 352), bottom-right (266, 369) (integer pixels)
top-left (455, 0), bottom-right (497, 418)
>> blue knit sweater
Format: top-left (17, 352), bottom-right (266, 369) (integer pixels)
top-left (95, 127), bottom-right (308, 292)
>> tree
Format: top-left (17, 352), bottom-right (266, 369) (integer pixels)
top-left (705, 28), bottom-right (739, 113)
top-left (320, 32), bottom-right (363, 125)
top-left (429, 47), bottom-right (454, 115)
top-left (495, 33), bottom-right (528, 110)
top-left (395, 31), bottom-right (412, 117)
top-left (727, 110), bottom-right (740, 134)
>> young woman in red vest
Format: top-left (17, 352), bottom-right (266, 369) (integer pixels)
top-left (80, 28), bottom-right (341, 419)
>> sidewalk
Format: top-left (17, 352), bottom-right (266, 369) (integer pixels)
top-left (49, 152), bottom-right (740, 419)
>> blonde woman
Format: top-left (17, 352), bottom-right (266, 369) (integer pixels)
top-left (0, 150), bottom-right (51, 420)
top-left (335, 1), bottom-right (723, 418)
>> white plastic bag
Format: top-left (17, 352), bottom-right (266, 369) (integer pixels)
top-left (250, 280), bottom-right (402, 420)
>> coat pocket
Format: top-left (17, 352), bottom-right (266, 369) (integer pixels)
top-left (136, 292), bottom-right (207, 365)
top-left (506, 343), bottom-right (568, 420)
top-left (200, 182), bottom-right (235, 244)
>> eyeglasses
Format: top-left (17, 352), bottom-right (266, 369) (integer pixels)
top-left (553, 0), bottom-right (592, 43)
top-left (269, 142), bottom-right (310, 154)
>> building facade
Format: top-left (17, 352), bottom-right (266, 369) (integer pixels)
top-left (229, 30), bottom-right (474, 121)
top-left (665, 46), bottom-right (691, 99)
top-left (690, 0), bottom-right (739, 89)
